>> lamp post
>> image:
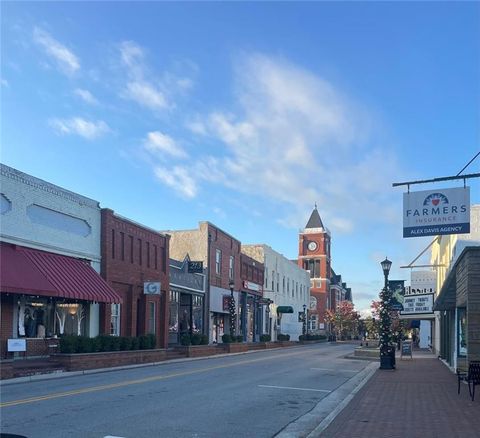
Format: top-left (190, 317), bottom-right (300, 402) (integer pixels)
top-left (229, 280), bottom-right (236, 337)
top-left (379, 257), bottom-right (395, 370)
top-left (302, 304), bottom-right (307, 336)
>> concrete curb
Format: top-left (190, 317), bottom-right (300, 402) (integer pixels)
top-left (0, 343), bottom-right (316, 386)
top-left (275, 361), bottom-right (378, 438)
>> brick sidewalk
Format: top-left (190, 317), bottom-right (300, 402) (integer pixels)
top-left (319, 356), bottom-right (480, 438)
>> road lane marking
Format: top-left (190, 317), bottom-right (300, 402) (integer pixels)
top-left (1, 349), bottom-right (313, 408)
top-left (258, 385), bottom-right (331, 393)
top-left (310, 368), bottom-right (358, 373)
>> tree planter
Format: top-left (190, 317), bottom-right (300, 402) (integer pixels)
top-left (299, 340), bottom-right (328, 345)
top-left (52, 349), bottom-right (168, 371)
top-left (276, 341), bottom-right (294, 347)
top-left (222, 343), bottom-right (249, 353)
top-left (0, 360), bottom-right (14, 380)
top-left (175, 345), bottom-right (223, 358)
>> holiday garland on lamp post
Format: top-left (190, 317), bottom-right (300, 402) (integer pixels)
top-left (229, 295), bottom-right (236, 336)
top-left (379, 286), bottom-right (393, 357)
top-left (379, 257), bottom-right (395, 370)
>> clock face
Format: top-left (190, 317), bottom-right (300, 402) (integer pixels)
top-left (308, 241), bottom-right (317, 251)
top-left (310, 296), bottom-right (317, 310)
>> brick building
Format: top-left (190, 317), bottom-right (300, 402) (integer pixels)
top-left (100, 209), bottom-right (170, 348)
top-left (168, 222), bottom-right (241, 343)
top-left (239, 252), bottom-right (264, 342)
top-left (298, 206), bottom-right (331, 333)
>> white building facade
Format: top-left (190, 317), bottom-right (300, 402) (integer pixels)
top-left (242, 244), bottom-right (310, 341)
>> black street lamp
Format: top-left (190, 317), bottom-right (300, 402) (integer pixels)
top-left (229, 280), bottom-right (236, 337)
top-left (379, 257), bottom-right (395, 370)
top-left (302, 304), bottom-right (307, 336)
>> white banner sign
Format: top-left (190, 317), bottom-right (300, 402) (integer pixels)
top-left (400, 294), bottom-right (434, 315)
top-left (8, 338), bottom-right (26, 352)
top-left (403, 187), bottom-right (470, 238)
top-left (143, 282), bottom-right (161, 295)
top-left (243, 280), bottom-right (261, 292)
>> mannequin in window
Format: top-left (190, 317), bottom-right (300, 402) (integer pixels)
top-left (24, 308), bottom-right (36, 338)
top-left (35, 307), bottom-right (45, 338)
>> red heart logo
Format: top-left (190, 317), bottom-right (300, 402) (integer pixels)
top-left (432, 199), bottom-right (439, 206)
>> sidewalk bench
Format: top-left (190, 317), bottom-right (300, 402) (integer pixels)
top-left (457, 361), bottom-right (480, 401)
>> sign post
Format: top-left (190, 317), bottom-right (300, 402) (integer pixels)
top-left (401, 340), bottom-right (413, 360)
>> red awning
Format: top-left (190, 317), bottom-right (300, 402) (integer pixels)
top-left (0, 243), bottom-right (122, 303)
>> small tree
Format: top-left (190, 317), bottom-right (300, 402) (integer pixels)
top-left (325, 301), bottom-right (359, 340)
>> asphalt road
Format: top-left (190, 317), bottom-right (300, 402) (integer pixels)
top-left (0, 343), bottom-right (369, 438)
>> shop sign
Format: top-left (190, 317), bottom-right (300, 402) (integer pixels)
top-left (144, 281), bottom-right (161, 295)
top-left (400, 293), bottom-right (434, 315)
top-left (8, 338), bottom-right (26, 352)
top-left (401, 341), bottom-right (413, 359)
top-left (188, 261), bottom-right (203, 273)
top-left (243, 280), bottom-right (261, 292)
top-left (403, 187), bottom-right (470, 238)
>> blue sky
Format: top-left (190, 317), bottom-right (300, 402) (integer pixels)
top-left (2, 1), bottom-right (479, 314)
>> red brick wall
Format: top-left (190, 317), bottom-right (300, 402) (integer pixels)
top-left (240, 253), bottom-right (264, 295)
top-left (207, 224), bottom-right (242, 290)
top-left (0, 294), bottom-right (14, 358)
top-left (54, 349), bottom-right (168, 371)
top-left (100, 209), bottom-right (170, 348)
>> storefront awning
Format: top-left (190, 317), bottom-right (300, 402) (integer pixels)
top-left (0, 243), bottom-right (122, 303)
top-left (277, 306), bottom-right (294, 314)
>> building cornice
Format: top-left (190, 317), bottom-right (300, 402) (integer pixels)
top-left (1, 163), bottom-right (100, 209)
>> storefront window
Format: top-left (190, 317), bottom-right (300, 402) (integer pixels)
top-left (457, 308), bottom-right (467, 357)
top-left (110, 303), bottom-right (120, 336)
top-left (17, 297), bottom-right (86, 337)
top-left (148, 302), bottom-right (156, 334)
top-left (169, 291), bottom-right (179, 333)
top-left (192, 295), bottom-right (203, 334)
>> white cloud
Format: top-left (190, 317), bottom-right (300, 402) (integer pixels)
top-left (182, 53), bottom-right (400, 234)
top-left (144, 131), bottom-right (187, 158)
top-left (1, 78), bottom-right (9, 88)
top-left (33, 27), bottom-right (80, 76)
top-left (49, 117), bottom-right (110, 140)
top-left (118, 40), bottom-right (195, 113)
top-left (124, 81), bottom-right (168, 111)
top-left (74, 88), bottom-right (98, 105)
top-left (154, 166), bottom-right (197, 199)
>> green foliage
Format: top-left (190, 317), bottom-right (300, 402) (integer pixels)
top-left (200, 334), bottom-right (209, 345)
top-left (147, 334), bottom-right (156, 349)
top-left (59, 335), bottom-right (77, 353)
top-left (58, 334), bottom-right (156, 353)
top-left (97, 335), bottom-right (113, 352)
top-left (190, 333), bottom-right (202, 345)
top-left (120, 337), bottom-right (133, 351)
top-left (222, 334), bottom-right (232, 343)
top-left (260, 334), bottom-right (271, 342)
top-left (131, 337), bottom-right (140, 350)
top-left (277, 334), bottom-right (290, 341)
top-left (110, 336), bottom-right (121, 351)
top-left (236, 335), bottom-right (243, 343)
top-left (180, 334), bottom-right (192, 346)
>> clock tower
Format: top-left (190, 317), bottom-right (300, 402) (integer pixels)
top-left (298, 205), bottom-right (331, 333)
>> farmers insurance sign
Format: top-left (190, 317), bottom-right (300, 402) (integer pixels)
top-left (403, 187), bottom-right (470, 238)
